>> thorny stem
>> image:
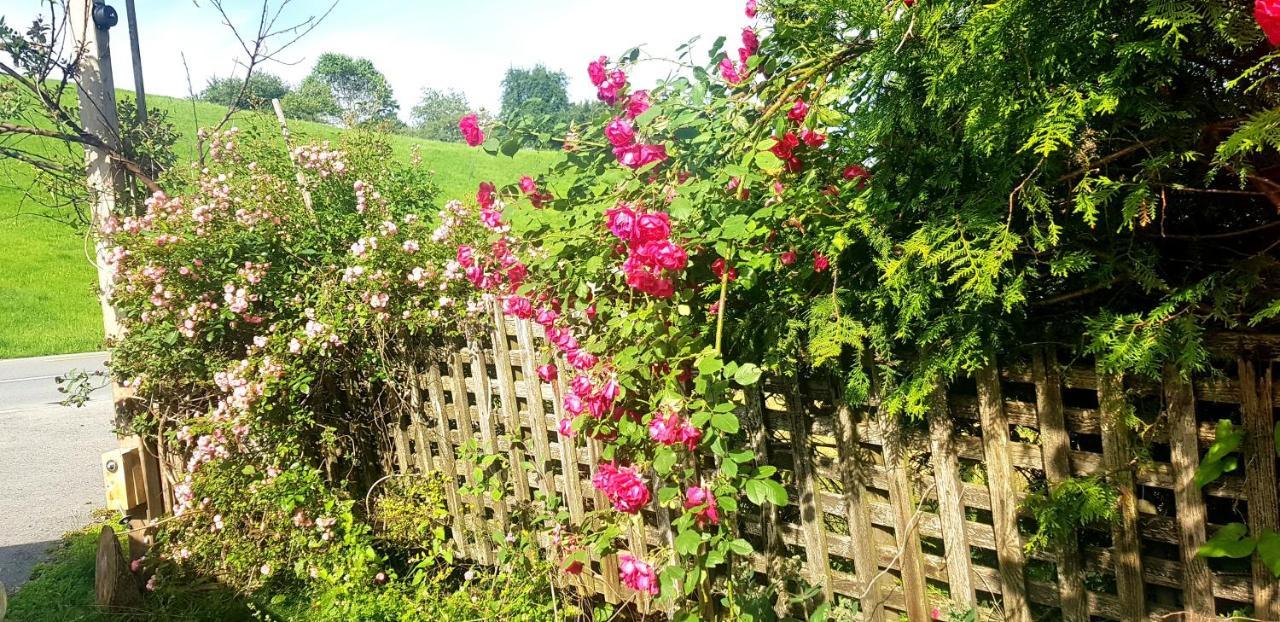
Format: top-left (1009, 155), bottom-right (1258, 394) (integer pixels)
top-left (714, 268), bottom-right (730, 353)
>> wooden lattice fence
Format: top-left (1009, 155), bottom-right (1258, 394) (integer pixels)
top-left (378, 306), bottom-right (1280, 621)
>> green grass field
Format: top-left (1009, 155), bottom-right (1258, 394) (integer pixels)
top-left (0, 92), bottom-right (557, 359)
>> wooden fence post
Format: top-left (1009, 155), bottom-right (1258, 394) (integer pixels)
top-left (1239, 358), bottom-right (1280, 618)
top-left (927, 388), bottom-right (977, 609)
top-left (1031, 349), bottom-right (1088, 621)
top-left (1097, 367), bottom-right (1145, 621)
top-left (1163, 365), bottom-right (1215, 615)
top-left (829, 380), bottom-right (886, 622)
top-left (785, 384), bottom-right (833, 602)
top-left (975, 363), bottom-right (1032, 622)
top-left (880, 421), bottom-right (930, 622)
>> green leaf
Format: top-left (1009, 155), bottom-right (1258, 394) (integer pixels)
top-left (1259, 530), bottom-right (1280, 577)
top-left (763, 478), bottom-right (789, 507)
top-left (1199, 522), bottom-right (1257, 559)
top-left (697, 354), bottom-right (724, 376)
top-left (744, 479), bottom-right (767, 506)
top-left (733, 363), bottom-right (762, 386)
top-left (500, 139), bottom-right (521, 157)
top-left (675, 529), bottom-right (702, 555)
top-left (711, 412), bottom-right (740, 434)
top-left (728, 538), bottom-right (753, 555)
top-left (654, 448), bottom-right (678, 475)
top-left (755, 151), bottom-right (783, 175)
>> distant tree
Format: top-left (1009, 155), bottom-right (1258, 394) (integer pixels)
top-left (200, 72), bottom-right (290, 110)
top-left (282, 53), bottom-right (398, 126)
top-left (499, 65), bottom-right (571, 133)
top-left (565, 100), bottom-right (607, 127)
top-left (409, 88), bottom-right (471, 142)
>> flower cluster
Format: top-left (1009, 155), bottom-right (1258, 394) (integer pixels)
top-left (617, 553), bottom-right (659, 595)
top-left (606, 203), bottom-right (687, 298)
top-left (591, 462), bottom-right (651, 514)
top-left (591, 57), bottom-right (667, 170)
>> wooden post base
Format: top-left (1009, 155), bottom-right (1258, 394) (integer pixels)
top-left (95, 526), bottom-right (142, 610)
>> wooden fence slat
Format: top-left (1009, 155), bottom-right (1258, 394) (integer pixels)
top-left (408, 369), bottom-right (435, 472)
top-left (928, 388), bottom-right (977, 609)
top-left (785, 383), bottom-right (833, 601)
top-left (879, 422), bottom-right (930, 622)
top-left (1031, 349), bottom-right (1087, 622)
top-left (391, 420), bottom-right (411, 473)
top-left (425, 362), bottom-right (469, 556)
top-left (468, 343), bottom-right (511, 526)
top-left (1162, 364), bottom-right (1215, 615)
top-left (452, 352), bottom-right (494, 564)
top-left (740, 385), bottom-right (788, 616)
top-left (1097, 367), bottom-right (1145, 621)
top-left (489, 308), bottom-right (531, 504)
top-left (514, 317), bottom-right (556, 497)
top-left (975, 363), bottom-right (1032, 622)
top-left (1239, 357), bottom-right (1280, 619)
top-left (828, 380), bottom-right (887, 622)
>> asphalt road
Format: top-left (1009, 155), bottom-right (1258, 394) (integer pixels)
top-left (0, 352), bottom-right (115, 595)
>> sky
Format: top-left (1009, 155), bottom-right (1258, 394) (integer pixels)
top-left (0, 0), bottom-right (746, 120)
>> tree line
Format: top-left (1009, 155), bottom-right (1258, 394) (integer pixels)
top-left (202, 53), bottom-right (599, 142)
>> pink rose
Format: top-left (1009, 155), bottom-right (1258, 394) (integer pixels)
top-left (626, 90), bottom-right (651, 119)
top-left (684, 485), bottom-right (720, 526)
top-left (459, 114), bottom-right (484, 147)
top-left (571, 374), bottom-right (594, 397)
top-left (537, 364), bottom-right (558, 382)
top-left (563, 393), bottom-right (585, 415)
top-left (605, 117), bottom-right (636, 147)
top-left (843, 163), bottom-right (871, 188)
top-left (613, 143), bottom-right (668, 170)
top-left (606, 203), bottom-right (638, 241)
top-left (780, 250), bottom-right (797, 266)
top-left (634, 211), bottom-right (672, 243)
top-left (788, 99), bottom-right (810, 123)
top-left (813, 252), bottom-right (831, 272)
top-left (567, 349), bottom-right (599, 370)
top-left (742, 28), bottom-right (759, 57)
top-left (746, 0), bottom-right (758, 18)
top-left (636, 240), bottom-right (688, 271)
top-left (592, 462), bottom-right (650, 514)
top-left (502, 295), bottom-right (533, 319)
top-left (535, 307), bottom-right (558, 327)
top-left (457, 245), bottom-right (475, 268)
top-left (719, 58), bottom-right (742, 84)
top-left (618, 553), bottom-right (659, 595)
top-left (801, 129), bottom-right (825, 148)
top-left (477, 181), bottom-right (496, 208)
top-left (557, 417), bottom-right (575, 438)
top-left (602, 378), bottom-right (620, 401)
top-left (711, 258), bottom-right (737, 282)
top-left (519, 176), bottom-right (537, 195)
top-left (588, 55), bottom-right (608, 86)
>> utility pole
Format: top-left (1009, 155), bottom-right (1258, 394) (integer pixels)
top-left (69, 0), bottom-right (124, 345)
top-left (70, 1), bottom-right (166, 572)
top-left (124, 0), bottom-right (147, 125)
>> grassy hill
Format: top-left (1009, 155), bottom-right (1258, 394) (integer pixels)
top-left (0, 91), bottom-right (558, 358)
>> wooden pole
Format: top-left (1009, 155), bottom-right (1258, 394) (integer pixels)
top-left (124, 0), bottom-right (146, 125)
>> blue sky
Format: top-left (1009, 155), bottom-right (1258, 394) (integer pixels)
top-left (1, 0), bottom-right (745, 119)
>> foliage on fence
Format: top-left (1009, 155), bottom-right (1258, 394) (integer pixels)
top-left (102, 0), bottom-right (1280, 619)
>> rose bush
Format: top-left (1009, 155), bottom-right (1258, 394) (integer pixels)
top-left (106, 0), bottom-right (1280, 619)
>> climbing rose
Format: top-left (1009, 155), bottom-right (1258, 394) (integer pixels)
top-left (614, 143), bottom-right (668, 169)
top-left (813, 252), bottom-right (831, 272)
top-left (537, 364), bottom-right (557, 382)
top-left (588, 55), bottom-right (608, 86)
top-left (502, 295), bottom-right (533, 319)
top-left (1258, 0), bottom-right (1280, 45)
top-left (519, 176), bottom-right (537, 194)
top-left (634, 211), bottom-right (672, 242)
top-left (456, 245), bottom-right (475, 268)
top-left (780, 250), bottom-right (797, 266)
top-left (637, 240), bottom-right (688, 271)
top-left (711, 258), bottom-right (738, 282)
top-left (746, 0), bottom-right (758, 18)
top-left (684, 486), bottom-right (720, 526)
top-left (626, 90), bottom-right (651, 119)
top-left (535, 307), bottom-right (558, 326)
top-left (719, 58), bottom-right (743, 84)
top-left (801, 129), bottom-right (826, 148)
top-left (605, 117), bottom-right (636, 147)
top-left (606, 203), bottom-right (638, 241)
top-left (618, 554), bottom-right (659, 595)
top-left (477, 181), bottom-right (497, 209)
top-left (459, 114), bottom-right (484, 147)
top-left (592, 462), bottom-right (650, 513)
top-left (742, 28), bottom-right (759, 57)
top-left (770, 132), bottom-right (801, 160)
top-left (788, 99), bottom-right (809, 123)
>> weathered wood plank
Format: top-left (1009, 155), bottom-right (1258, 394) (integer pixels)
top-left (975, 363), bottom-right (1031, 622)
top-left (489, 307), bottom-right (531, 504)
top-left (786, 383), bottom-right (833, 602)
top-left (424, 363), bottom-right (468, 555)
top-left (407, 369), bottom-right (435, 472)
top-left (740, 385), bottom-right (789, 616)
top-left (828, 380), bottom-right (887, 622)
top-left (452, 352), bottom-right (494, 564)
top-left (468, 343), bottom-right (510, 525)
top-left (1097, 367), bottom-right (1145, 621)
top-left (514, 317), bottom-right (556, 497)
top-left (1163, 365), bottom-right (1215, 615)
top-left (928, 388), bottom-right (977, 610)
top-left (1239, 357), bottom-right (1280, 618)
top-left (1031, 349), bottom-right (1087, 622)
top-left (879, 421), bottom-right (929, 622)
